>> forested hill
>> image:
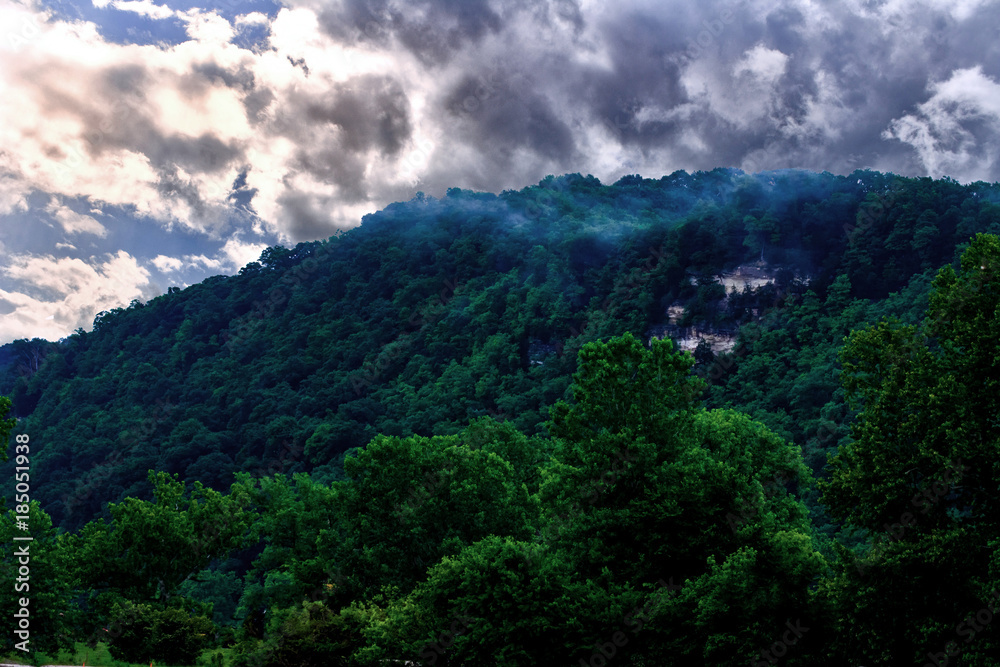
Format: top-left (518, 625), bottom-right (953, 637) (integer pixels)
top-left (3, 168), bottom-right (999, 532)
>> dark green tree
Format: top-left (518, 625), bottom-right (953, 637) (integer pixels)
top-left (820, 233), bottom-right (1000, 665)
top-left (105, 599), bottom-right (215, 664)
top-left (540, 333), bottom-right (826, 665)
top-left (0, 395), bottom-right (13, 463)
top-left (315, 429), bottom-right (538, 600)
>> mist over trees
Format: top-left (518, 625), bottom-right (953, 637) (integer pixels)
top-left (2, 168), bottom-right (1000, 664)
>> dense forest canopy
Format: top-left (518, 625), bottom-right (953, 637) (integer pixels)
top-left (3, 168), bottom-right (997, 531)
top-left (2, 168), bottom-right (1000, 665)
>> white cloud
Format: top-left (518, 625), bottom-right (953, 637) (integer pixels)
top-left (734, 44), bottom-right (789, 84)
top-left (220, 237), bottom-right (268, 270)
top-left (182, 9), bottom-right (235, 45)
top-left (876, 0), bottom-right (992, 23)
top-left (109, 0), bottom-right (177, 20)
top-left (0, 0), bottom-right (432, 243)
top-left (151, 254), bottom-right (184, 272)
top-left (235, 12), bottom-right (270, 27)
top-left (183, 253), bottom-right (225, 271)
top-left (0, 251), bottom-right (152, 342)
top-left (150, 245), bottom-right (263, 275)
top-left (47, 202), bottom-right (108, 237)
top-left (884, 67), bottom-right (1000, 181)
top-left (0, 171), bottom-right (28, 216)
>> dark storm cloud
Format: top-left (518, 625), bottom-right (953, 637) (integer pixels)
top-left (260, 73), bottom-right (413, 213)
top-left (275, 190), bottom-right (344, 240)
top-left (243, 86), bottom-right (276, 123)
top-left (444, 73), bottom-right (575, 161)
top-left (316, 0), bottom-right (503, 65)
top-left (302, 75), bottom-right (412, 155)
top-left (293, 144), bottom-right (368, 202)
top-left (8, 0), bottom-right (1000, 259)
top-left (436, 0), bottom-right (1000, 182)
top-left (167, 134), bottom-right (243, 174)
top-left (564, 10), bottom-right (693, 147)
top-left (103, 63), bottom-right (149, 95)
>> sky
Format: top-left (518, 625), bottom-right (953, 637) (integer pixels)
top-left (1, 0), bottom-right (999, 344)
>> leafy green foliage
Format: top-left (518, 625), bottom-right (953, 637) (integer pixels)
top-left (0, 395), bottom-right (13, 464)
top-left (2, 169), bottom-right (998, 537)
top-left (819, 233), bottom-right (1000, 665)
top-left (72, 471), bottom-right (255, 605)
top-left (105, 599), bottom-right (215, 664)
top-left (0, 501), bottom-right (77, 656)
top-left (355, 536), bottom-right (612, 666)
top-left (2, 171), bottom-right (1000, 665)
top-left (537, 334), bottom-right (825, 665)
top-left (318, 427), bottom-right (540, 600)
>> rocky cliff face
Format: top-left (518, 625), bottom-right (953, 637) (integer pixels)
top-left (717, 264), bottom-right (778, 292)
top-left (647, 322), bottom-right (739, 354)
top-left (649, 263), bottom-right (809, 354)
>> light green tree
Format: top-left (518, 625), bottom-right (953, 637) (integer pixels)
top-left (0, 501), bottom-right (77, 657)
top-left (69, 469), bottom-right (255, 660)
top-left (73, 471), bottom-right (254, 604)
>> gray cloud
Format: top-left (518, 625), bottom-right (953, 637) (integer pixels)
top-left (303, 75), bottom-right (412, 155)
top-left (18, 0), bottom-right (1000, 243)
top-left (316, 0), bottom-right (505, 65)
top-left (306, 0), bottom-right (999, 213)
top-left (3, 0), bottom-right (1000, 348)
top-left (444, 78), bottom-right (575, 161)
top-left (189, 61), bottom-right (258, 94)
top-left (558, 0), bottom-right (1000, 179)
top-left (266, 73), bottom-right (414, 215)
top-left (275, 190), bottom-right (345, 240)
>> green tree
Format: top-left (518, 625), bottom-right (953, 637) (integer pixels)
top-left (547, 332), bottom-right (705, 445)
top-left (0, 501), bottom-right (77, 656)
top-left (105, 599), bottom-right (215, 664)
top-left (540, 334), bottom-right (826, 664)
top-left (230, 472), bottom-right (346, 621)
top-left (178, 566), bottom-right (244, 626)
top-left (820, 233), bottom-right (1000, 665)
top-left (315, 429), bottom-right (538, 600)
top-left (240, 599), bottom-right (364, 667)
top-left (0, 395), bottom-right (13, 464)
top-left (72, 471), bottom-right (254, 611)
top-left (354, 536), bottom-right (622, 666)
top-left (743, 213), bottom-right (780, 261)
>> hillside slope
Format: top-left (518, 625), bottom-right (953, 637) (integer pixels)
top-left (2, 168), bottom-right (999, 532)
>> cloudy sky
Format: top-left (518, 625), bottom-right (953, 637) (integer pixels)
top-left (1, 0), bottom-right (999, 343)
